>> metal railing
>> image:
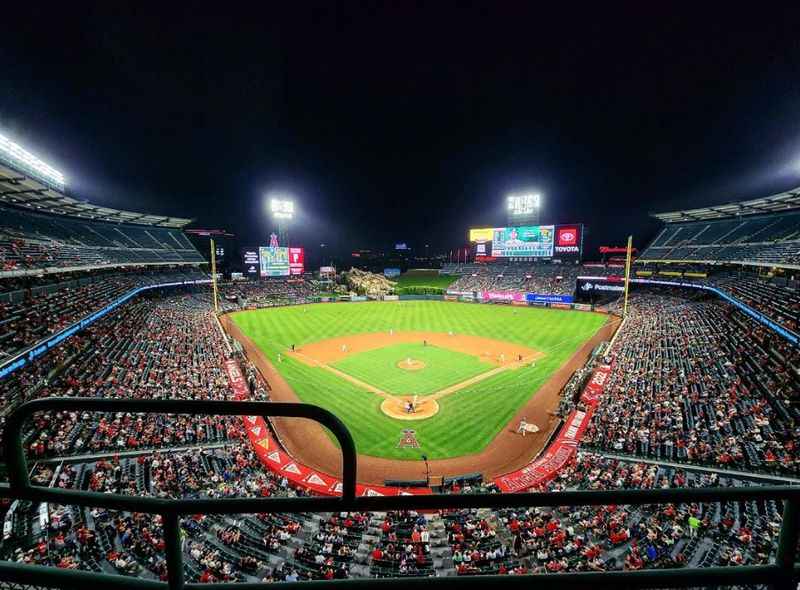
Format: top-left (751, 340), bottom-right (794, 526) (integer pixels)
top-left (1, 397), bottom-right (798, 590)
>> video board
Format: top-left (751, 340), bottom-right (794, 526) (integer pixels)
top-left (259, 246), bottom-right (289, 277)
top-left (289, 247), bottom-right (305, 275)
top-left (491, 225), bottom-right (554, 257)
top-left (243, 250), bottom-right (260, 275)
top-left (470, 224), bottom-right (583, 259)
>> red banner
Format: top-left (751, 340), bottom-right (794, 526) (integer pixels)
top-left (579, 365), bottom-right (611, 407)
top-left (493, 364), bottom-right (611, 493)
top-left (224, 360), bottom-right (432, 497)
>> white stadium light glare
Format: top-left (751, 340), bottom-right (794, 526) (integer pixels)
top-left (0, 132), bottom-right (66, 190)
top-left (269, 197), bottom-right (294, 219)
top-left (507, 193), bottom-right (541, 215)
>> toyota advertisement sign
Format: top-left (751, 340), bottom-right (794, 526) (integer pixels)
top-left (553, 224), bottom-right (583, 258)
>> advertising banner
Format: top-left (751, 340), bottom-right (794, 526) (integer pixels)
top-left (468, 227), bottom-right (494, 242)
top-left (550, 303), bottom-right (572, 310)
top-left (383, 295), bottom-right (400, 301)
top-left (525, 293), bottom-right (574, 304)
top-left (573, 303), bottom-right (592, 312)
top-left (553, 225), bottom-right (582, 257)
top-left (384, 268), bottom-right (401, 278)
top-left (289, 247), bottom-right (305, 275)
top-left (579, 365), bottom-right (611, 407)
top-left (481, 291), bottom-right (525, 302)
top-left (578, 280), bottom-right (624, 294)
top-left (243, 250), bottom-right (260, 275)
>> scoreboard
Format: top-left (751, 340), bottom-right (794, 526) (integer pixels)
top-left (242, 246), bottom-right (305, 277)
top-left (470, 224), bottom-right (584, 260)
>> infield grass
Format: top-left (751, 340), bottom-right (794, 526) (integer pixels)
top-left (332, 342), bottom-right (493, 396)
top-left (231, 300), bottom-right (607, 460)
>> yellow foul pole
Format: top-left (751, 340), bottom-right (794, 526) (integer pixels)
top-left (210, 238), bottom-right (219, 314)
top-left (622, 235), bottom-right (633, 317)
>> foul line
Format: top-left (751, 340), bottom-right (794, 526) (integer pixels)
top-left (291, 349), bottom-right (536, 405)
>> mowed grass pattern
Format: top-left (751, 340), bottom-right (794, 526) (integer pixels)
top-left (332, 343), bottom-right (493, 396)
top-left (231, 301), bottom-right (607, 460)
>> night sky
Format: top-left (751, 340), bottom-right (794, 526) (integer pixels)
top-left (1, 4), bottom-right (800, 263)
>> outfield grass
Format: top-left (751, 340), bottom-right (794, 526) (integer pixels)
top-left (231, 301), bottom-right (606, 460)
top-left (393, 270), bottom-right (457, 290)
top-left (332, 342), bottom-right (493, 396)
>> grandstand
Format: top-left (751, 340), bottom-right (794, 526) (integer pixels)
top-left (639, 185), bottom-right (800, 268)
top-left (0, 140), bottom-right (798, 588)
top-left (0, 161), bottom-right (203, 276)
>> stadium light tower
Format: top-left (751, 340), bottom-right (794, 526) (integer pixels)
top-left (507, 192), bottom-right (541, 226)
top-left (268, 195), bottom-right (294, 246)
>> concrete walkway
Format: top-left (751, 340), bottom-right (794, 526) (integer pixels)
top-left (35, 441), bottom-right (229, 465)
top-left (597, 451), bottom-right (800, 484)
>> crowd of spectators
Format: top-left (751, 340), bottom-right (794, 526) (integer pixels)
top-left (443, 263), bottom-right (612, 295)
top-left (444, 452), bottom-right (782, 575)
top-left (1, 257), bottom-right (798, 583)
top-left (215, 279), bottom-right (327, 310)
top-left (0, 290), bottom-right (236, 457)
top-left (0, 269), bottom-right (207, 359)
top-left (583, 290), bottom-right (800, 475)
top-left (638, 210), bottom-right (800, 267)
top-left (370, 511), bottom-right (433, 577)
top-left (0, 205), bottom-right (203, 273)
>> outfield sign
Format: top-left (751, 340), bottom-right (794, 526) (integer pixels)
top-left (526, 293), bottom-right (574, 304)
top-left (480, 291), bottom-right (525, 302)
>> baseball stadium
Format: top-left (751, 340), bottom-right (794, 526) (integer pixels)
top-left (0, 8), bottom-right (799, 590)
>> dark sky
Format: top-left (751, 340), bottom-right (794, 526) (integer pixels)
top-left (1, 4), bottom-right (800, 262)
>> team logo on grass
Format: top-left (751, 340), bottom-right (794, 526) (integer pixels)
top-left (398, 429), bottom-right (420, 448)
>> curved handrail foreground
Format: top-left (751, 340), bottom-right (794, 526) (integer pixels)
top-left (0, 397), bottom-right (798, 590)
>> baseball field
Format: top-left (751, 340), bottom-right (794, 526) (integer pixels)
top-left (229, 300), bottom-right (608, 462)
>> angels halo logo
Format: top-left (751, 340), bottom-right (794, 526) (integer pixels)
top-left (397, 429), bottom-right (420, 448)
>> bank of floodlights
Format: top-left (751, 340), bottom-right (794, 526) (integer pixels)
top-left (507, 193), bottom-right (541, 216)
top-left (269, 197), bottom-right (294, 220)
top-left (0, 132), bottom-right (66, 190)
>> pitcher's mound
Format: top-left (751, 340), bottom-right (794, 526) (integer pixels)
top-left (396, 359), bottom-right (426, 371)
top-left (381, 395), bottom-right (439, 420)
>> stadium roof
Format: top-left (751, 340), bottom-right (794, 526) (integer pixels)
top-left (0, 161), bottom-right (193, 228)
top-left (651, 185), bottom-right (800, 223)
